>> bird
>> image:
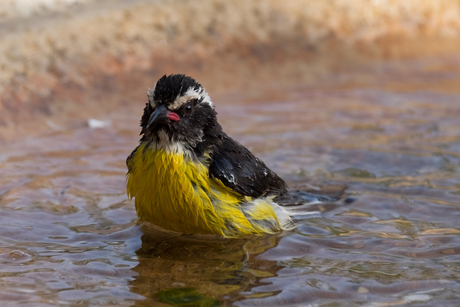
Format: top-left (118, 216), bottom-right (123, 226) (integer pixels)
top-left (126, 74), bottom-right (335, 237)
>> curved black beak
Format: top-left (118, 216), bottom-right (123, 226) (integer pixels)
top-left (147, 104), bottom-right (169, 128)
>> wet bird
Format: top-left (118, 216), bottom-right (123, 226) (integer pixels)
top-left (126, 74), bottom-right (332, 237)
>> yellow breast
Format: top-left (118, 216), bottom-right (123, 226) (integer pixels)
top-left (126, 143), bottom-right (284, 236)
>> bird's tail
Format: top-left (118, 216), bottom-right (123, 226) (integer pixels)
top-left (273, 186), bottom-right (352, 220)
top-left (273, 188), bottom-right (344, 206)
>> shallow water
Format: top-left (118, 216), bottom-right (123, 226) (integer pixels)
top-left (1, 55), bottom-right (460, 306)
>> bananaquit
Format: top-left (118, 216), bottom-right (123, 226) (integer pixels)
top-left (127, 74), bottom-right (296, 237)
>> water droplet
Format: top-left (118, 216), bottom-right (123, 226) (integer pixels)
top-left (0, 250), bottom-right (32, 263)
top-left (10, 250), bottom-right (25, 258)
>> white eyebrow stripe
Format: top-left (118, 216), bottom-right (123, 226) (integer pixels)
top-left (169, 86), bottom-right (214, 110)
top-left (183, 86), bottom-right (214, 107)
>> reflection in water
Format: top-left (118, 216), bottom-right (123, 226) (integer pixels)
top-left (0, 55), bottom-right (460, 305)
top-left (130, 227), bottom-right (283, 306)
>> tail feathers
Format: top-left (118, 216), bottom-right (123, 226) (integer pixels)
top-left (273, 186), bottom-right (345, 206)
top-left (274, 186), bottom-right (353, 219)
top-left (241, 185), bottom-right (347, 234)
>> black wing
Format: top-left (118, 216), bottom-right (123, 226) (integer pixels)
top-left (209, 135), bottom-right (288, 198)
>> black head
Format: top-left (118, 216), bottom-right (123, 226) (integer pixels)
top-left (139, 74), bottom-right (221, 151)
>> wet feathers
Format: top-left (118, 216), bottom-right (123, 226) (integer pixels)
top-left (126, 74), bottom-right (295, 237)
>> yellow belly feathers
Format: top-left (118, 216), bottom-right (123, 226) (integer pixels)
top-left (126, 143), bottom-right (286, 237)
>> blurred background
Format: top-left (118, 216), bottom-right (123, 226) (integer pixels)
top-left (1, 0), bottom-right (460, 306)
top-left (0, 0), bottom-right (459, 139)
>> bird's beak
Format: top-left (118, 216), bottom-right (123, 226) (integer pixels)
top-left (147, 105), bottom-right (180, 128)
top-left (147, 105), bottom-right (168, 128)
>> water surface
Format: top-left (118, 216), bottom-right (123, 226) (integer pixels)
top-left (1, 55), bottom-right (460, 306)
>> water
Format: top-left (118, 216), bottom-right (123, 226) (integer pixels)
top-left (1, 55), bottom-right (460, 306)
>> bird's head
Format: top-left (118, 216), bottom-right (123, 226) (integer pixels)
top-left (139, 74), bottom-right (219, 151)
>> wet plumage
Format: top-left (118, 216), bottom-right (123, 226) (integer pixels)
top-left (127, 74), bottom-right (295, 237)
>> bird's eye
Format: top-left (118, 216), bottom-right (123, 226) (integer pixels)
top-left (184, 103), bottom-right (193, 114)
